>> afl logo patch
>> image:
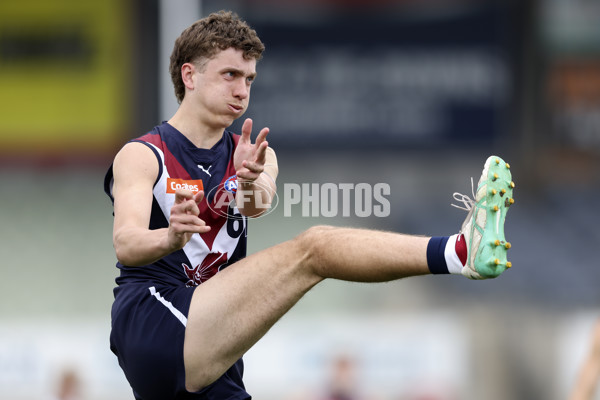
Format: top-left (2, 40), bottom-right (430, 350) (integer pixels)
top-left (224, 175), bottom-right (238, 194)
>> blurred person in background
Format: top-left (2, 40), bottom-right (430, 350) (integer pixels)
top-left (322, 354), bottom-right (362, 400)
top-left (570, 319), bottom-right (600, 400)
top-left (104, 10), bottom-right (515, 400)
top-left (46, 369), bottom-right (83, 400)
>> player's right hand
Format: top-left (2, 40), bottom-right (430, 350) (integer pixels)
top-left (168, 189), bottom-right (211, 250)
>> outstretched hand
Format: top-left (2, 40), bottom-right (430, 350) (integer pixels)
top-left (234, 118), bottom-right (269, 183)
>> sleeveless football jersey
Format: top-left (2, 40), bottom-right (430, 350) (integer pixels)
top-left (104, 122), bottom-right (248, 287)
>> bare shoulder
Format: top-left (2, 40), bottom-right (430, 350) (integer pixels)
top-left (111, 141), bottom-right (158, 220)
top-left (113, 141), bottom-right (159, 183)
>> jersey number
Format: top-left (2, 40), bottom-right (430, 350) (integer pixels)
top-left (226, 206), bottom-right (245, 238)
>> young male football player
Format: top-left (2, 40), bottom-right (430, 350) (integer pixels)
top-left (104, 10), bottom-right (514, 400)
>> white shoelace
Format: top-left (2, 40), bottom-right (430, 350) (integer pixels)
top-left (451, 177), bottom-right (476, 211)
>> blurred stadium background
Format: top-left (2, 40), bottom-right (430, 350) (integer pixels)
top-left (1, 0), bottom-right (599, 399)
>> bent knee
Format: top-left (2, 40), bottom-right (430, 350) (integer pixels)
top-left (294, 225), bottom-right (334, 253)
top-left (296, 225), bottom-right (335, 243)
top-left (292, 225), bottom-right (336, 275)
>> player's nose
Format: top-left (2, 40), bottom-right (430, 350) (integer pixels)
top-left (232, 79), bottom-right (250, 99)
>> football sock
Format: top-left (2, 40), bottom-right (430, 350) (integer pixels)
top-left (426, 234), bottom-right (467, 275)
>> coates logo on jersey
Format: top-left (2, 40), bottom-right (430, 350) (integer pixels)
top-left (207, 174), bottom-right (279, 219)
top-left (166, 178), bottom-right (204, 194)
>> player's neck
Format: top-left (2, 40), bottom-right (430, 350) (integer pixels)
top-left (168, 108), bottom-right (224, 150)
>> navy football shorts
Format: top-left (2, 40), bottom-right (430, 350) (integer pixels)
top-left (110, 282), bottom-right (250, 400)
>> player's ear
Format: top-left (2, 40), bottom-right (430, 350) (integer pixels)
top-left (181, 63), bottom-right (196, 90)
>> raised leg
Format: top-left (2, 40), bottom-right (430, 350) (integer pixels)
top-left (183, 225), bottom-right (430, 391)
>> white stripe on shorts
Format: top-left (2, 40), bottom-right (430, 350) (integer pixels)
top-left (149, 286), bottom-right (188, 327)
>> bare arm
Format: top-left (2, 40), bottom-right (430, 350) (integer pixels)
top-left (111, 142), bottom-right (211, 266)
top-left (234, 118), bottom-right (279, 217)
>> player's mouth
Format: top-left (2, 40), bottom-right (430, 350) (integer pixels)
top-left (228, 104), bottom-right (244, 113)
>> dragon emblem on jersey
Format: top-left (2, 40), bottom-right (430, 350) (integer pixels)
top-left (182, 252), bottom-right (228, 287)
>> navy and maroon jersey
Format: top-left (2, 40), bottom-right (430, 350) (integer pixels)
top-left (105, 122), bottom-right (251, 399)
top-left (104, 122), bottom-right (248, 288)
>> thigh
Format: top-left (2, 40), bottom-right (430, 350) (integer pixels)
top-left (184, 238), bottom-right (323, 390)
top-left (111, 283), bottom-right (249, 400)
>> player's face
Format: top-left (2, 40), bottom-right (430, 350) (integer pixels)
top-left (192, 48), bottom-right (257, 128)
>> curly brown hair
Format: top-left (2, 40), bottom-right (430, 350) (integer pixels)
top-left (169, 10), bottom-right (265, 104)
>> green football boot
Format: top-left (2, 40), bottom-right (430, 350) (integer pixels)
top-left (452, 156), bottom-right (515, 279)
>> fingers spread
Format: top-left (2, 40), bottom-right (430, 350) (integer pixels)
top-left (240, 118), bottom-right (253, 142)
top-left (255, 141), bottom-right (268, 165)
top-left (254, 127), bottom-right (270, 148)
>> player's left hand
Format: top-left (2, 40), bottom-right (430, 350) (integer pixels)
top-left (234, 118), bottom-right (269, 183)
